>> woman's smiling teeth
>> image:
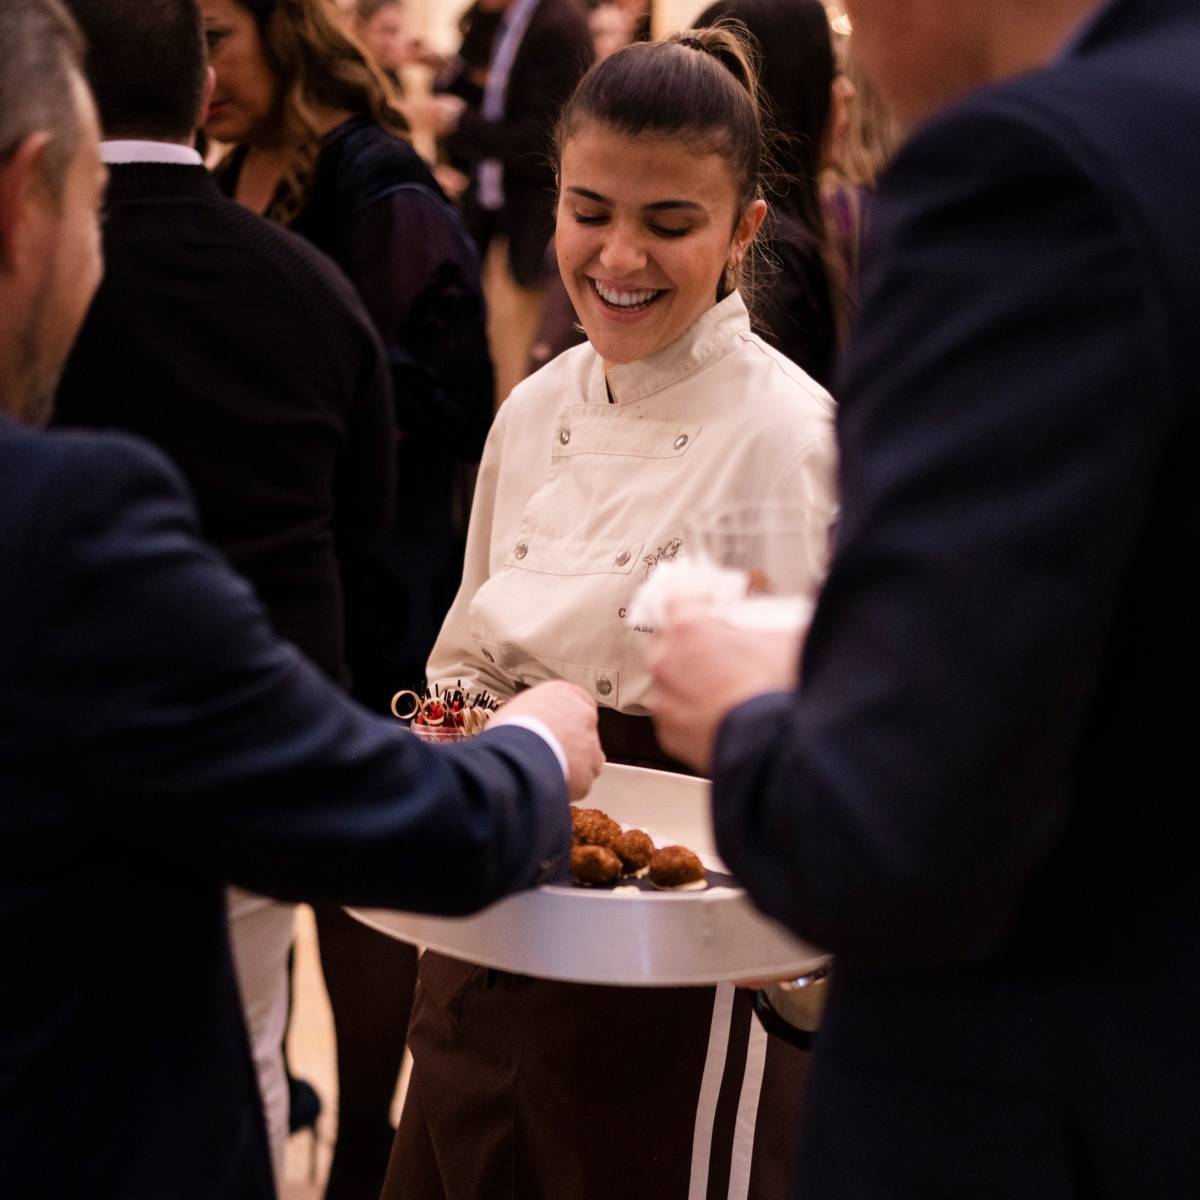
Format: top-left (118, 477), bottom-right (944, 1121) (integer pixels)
top-left (590, 278), bottom-right (666, 311)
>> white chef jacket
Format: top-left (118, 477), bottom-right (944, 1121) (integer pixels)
top-left (428, 291), bottom-right (838, 714)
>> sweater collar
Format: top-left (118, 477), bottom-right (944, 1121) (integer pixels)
top-left (100, 160), bottom-right (220, 203)
top-left (588, 291), bottom-right (751, 407)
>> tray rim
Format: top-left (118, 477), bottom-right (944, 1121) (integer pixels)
top-left (344, 761), bottom-right (829, 985)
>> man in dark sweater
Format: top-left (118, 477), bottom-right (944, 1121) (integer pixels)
top-left (56, 2), bottom-right (394, 688)
top-left (52, 0), bottom-right (399, 1181)
top-left (0, 3), bottom-right (603, 1197)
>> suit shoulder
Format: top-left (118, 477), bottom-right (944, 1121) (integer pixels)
top-left (894, 65), bottom-right (1140, 202)
top-left (5, 424), bottom-right (186, 495)
top-left (871, 80), bottom-right (1148, 301)
top-left (38, 427), bottom-right (191, 510)
top-left (896, 91), bottom-right (1064, 183)
top-left (0, 426), bottom-right (196, 567)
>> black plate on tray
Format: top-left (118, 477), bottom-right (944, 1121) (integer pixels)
top-left (549, 867), bottom-right (740, 893)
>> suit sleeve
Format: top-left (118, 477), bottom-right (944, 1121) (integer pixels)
top-left (711, 97), bottom-right (1175, 968)
top-left (446, 15), bottom-right (593, 188)
top-left (27, 434), bottom-right (569, 913)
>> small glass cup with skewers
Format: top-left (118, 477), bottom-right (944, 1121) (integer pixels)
top-left (390, 682), bottom-right (502, 743)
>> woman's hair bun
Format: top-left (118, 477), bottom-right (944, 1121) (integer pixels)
top-left (668, 22), bottom-right (758, 98)
top-left (556, 19), bottom-right (764, 212)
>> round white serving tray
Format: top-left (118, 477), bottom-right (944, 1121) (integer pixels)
top-left (349, 762), bottom-right (827, 987)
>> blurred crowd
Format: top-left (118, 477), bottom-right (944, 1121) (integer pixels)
top-left (323, 0), bottom-right (897, 395)
top-left (6, 0), bottom-right (1191, 1198)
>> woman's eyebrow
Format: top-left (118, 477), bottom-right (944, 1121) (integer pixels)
top-left (566, 187), bottom-right (610, 203)
top-left (564, 188), bottom-right (705, 215)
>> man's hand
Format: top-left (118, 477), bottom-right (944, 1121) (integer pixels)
top-left (647, 607), bottom-right (802, 773)
top-left (493, 682), bottom-right (605, 801)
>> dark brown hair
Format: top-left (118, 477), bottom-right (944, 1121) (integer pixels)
top-left (693, 0), bottom-right (845, 344)
top-left (66, 0), bottom-right (208, 143)
top-left (694, 0), bottom-right (831, 235)
top-left (231, 0), bottom-right (408, 222)
top-left (556, 24), bottom-right (766, 296)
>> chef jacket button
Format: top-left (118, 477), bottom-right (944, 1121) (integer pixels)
top-left (673, 433), bottom-right (689, 450)
top-left (514, 542), bottom-right (528, 560)
top-left (614, 549), bottom-right (631, 567)
top-left (559, 427), bottom-right (571, 445)
top-left (596, 678), bottom-right (613, 697)
top-left (482, 649), bottom-right (495, 663)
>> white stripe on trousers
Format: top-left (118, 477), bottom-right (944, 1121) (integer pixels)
top-left (688, 983), bottom-right (736, 1198)
top-left (688, 984), bottom-right (770, 1200)
top-left (727, 1014), bottom-right (769, 1199)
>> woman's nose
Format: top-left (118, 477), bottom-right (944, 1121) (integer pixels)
top-left (597, 229), bottom-right (647, 277)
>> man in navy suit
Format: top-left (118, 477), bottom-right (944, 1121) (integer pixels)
top-left (0, 3), bottom-right (603, 1196)
top-left (650, 0), bottom-right (1200, 1194)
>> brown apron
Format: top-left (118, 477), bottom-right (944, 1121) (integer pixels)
top-left (382, 716), bottom-right (811, 1200)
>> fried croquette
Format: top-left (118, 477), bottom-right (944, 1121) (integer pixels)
top-left (571, 806), bottom-right (621, 848)
top-left (570, 844), bottom-right (623, 886)
top-left (649, 845), bottom-right (705, 888)
top-left (612, 829), bottom-right (655, 875)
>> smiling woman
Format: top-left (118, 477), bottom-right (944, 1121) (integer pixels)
top-left (384, 26), bottom-right (839, 1200)
top-left (554, 30), bottom-right (767, 367)
top-left (557, 127), bottom-right (765, 365)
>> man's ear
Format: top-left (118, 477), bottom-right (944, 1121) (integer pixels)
top-left (0, 132), bottom-right (52, 274)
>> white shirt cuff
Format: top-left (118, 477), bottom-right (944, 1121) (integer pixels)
top-left (496, 716), bottom-right (569, 782)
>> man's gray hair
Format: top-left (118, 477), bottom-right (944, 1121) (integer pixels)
top-left (0, 0), bottom-right (85, 197)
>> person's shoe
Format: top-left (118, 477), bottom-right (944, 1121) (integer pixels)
top-left (287, 1073), bottom-right (322, 1181)
top-left (288, 1072), bottom-right (321, 1133)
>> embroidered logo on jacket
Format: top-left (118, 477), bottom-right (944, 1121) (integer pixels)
top-left (643, 537), bottom-right (683, 580)
top-left (627, 537), bottom-right (684, 633)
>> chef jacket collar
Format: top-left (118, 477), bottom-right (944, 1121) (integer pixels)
top-left (590, 290), bottom-right (751, 408)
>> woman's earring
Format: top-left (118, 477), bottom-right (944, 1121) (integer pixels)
top-left (723, 263), bottom-right (737, 294)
